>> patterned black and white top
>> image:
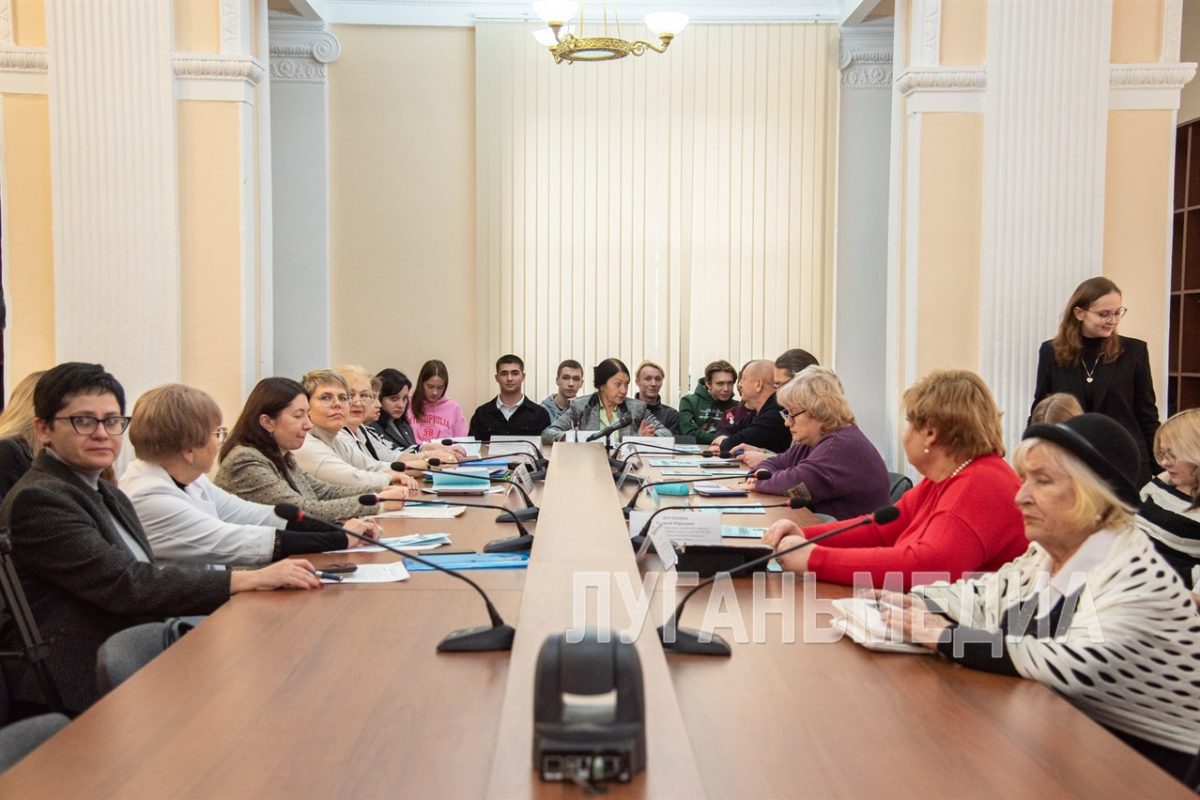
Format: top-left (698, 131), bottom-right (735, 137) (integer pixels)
top-left (914, 526), bottom-right (1200, 756)
top-left (1140, 475), bottom-right (1200, 588)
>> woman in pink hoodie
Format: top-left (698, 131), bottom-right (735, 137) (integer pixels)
top-left (407, 360), bottom-right (468, 443)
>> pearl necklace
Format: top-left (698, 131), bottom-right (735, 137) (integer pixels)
top-left (947, 458), bottom-right (973, 480)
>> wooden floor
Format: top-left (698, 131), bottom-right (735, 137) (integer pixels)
top-left (0, 443), bottom-right (1191, 798)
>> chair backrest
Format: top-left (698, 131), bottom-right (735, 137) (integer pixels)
top-left (887, 472), bottom-right (913, 504)
top-left (0, 532), bottom-right (64, 713)
top-left (0, 712), bottom-right (69, 773)
top-left (95, 622), bottom-right (169, 697)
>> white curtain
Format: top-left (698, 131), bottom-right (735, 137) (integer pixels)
top-left (475, 21), bottom-right (839, 404)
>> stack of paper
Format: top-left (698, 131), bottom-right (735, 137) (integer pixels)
top-left (320, 561), bottom-right (410, 583)
top-left (831, 597), bottom-right (930, 654)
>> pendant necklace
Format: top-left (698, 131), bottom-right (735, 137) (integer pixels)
top-left (1082, 356), bottom-right (1100, 384)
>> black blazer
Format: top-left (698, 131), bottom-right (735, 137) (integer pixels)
top-left (0, 436), bottom-right (33, 504)
top-left (0, 453), bottom-right (231, 713)
top-left (1031, 336), bottom-right (1160, 485)
top-left (716, 392), bottom-right (793, 455)
top-left (469, 397), bottom-right (551, 439)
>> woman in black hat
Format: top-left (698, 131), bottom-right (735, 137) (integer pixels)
top-left (1030, 277), bottom-right (1160, 486)
top-left (878, 413), bottom-right (1200, 783)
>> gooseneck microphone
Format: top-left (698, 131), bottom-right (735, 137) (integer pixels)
top-left (586, 415), bottom-right (633, 442)
top-left (658, 505), bottom-right (901, 656)
top-left (273, 504), bottom-right (516, 652)
top-left (622, 470), bottom-right (771, 518)
top-left (394, 461), bottom-right (540, 524)
top-left (357, 495), bottom-right (535, 553)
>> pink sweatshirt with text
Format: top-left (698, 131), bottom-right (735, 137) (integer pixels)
top-left (407, 396), bottom-right (468, 443)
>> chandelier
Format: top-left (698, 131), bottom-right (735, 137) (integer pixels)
top-left (531, 1), bottom-right (689, 64)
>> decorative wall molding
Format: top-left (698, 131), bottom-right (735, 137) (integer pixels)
top-left (173, 53), bottom-right (265, 102)
top-left (220, 0), bottom-right (244, 54)
top-left (839, 26), bottom-right (892, 89)
top-left (269, 19), bottom-right (341, 84)
top-left (1162, 0), bottom-right (1183, 62)
top-left (1109, 62), bottom-right (1198, 110)
top-left (894, 67), bottom-right (986, 111)
top-left (919, 0), bottom-right (940, 66)
top-left (0, 45), bottom-right (47, 93)
top-left (0, 0), bottom-right (13, 46)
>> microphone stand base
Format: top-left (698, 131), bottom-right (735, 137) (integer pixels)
top-left (483, 533), bottom-right (534, 553)
top-left (496, 507), bottom-right (539, 523)
top-left (657, 625), bottom-right (732, 656)
top-left (438, 623), bottom-right (516, 652)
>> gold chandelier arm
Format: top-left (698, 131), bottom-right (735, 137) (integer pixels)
top-left (630, 37), bottom-right (671, 55)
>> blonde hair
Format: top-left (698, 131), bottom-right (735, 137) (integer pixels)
top-left (1154, 408), bottom-right (1200, 508)
top-left (777, 366), bottom-right (854, 435)
top-left (636, 360), bottom-right (665, 380)
top-left (1014, 438), bottom-right (1135, 531)
top-left (300, 370), bottom-right (349, 398)
top-left (129, 384), bottom-right (222, 462)
top-left (336, 363), bottom-right (372, 385)
top-left (903, 369), bottom-right (1006, 460)
top-left (1031, 393), bottom-right (1084, 425)
top-left (0, 371), bottom-right (46, 455)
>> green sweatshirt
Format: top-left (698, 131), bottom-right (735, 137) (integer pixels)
top-left (678, 379), bottom-right (737, 445)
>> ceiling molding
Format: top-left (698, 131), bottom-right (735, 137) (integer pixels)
top-left (308, 1), bottom-right (844, 27)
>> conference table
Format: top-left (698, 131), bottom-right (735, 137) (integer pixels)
top-left (0, 443), bottom-right (1192, 798)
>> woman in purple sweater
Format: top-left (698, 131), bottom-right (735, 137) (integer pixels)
top-left (735, 366), bottom-right (891, 519)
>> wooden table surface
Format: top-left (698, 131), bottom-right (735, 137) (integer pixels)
top-left (0, 443), bottom-right (1192, 798)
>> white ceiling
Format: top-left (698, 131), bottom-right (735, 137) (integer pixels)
top-left (306, 0), bottom-right (857, 27)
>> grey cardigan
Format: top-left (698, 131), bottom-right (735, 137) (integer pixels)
top-left (214, 445), bottom-right (380, 521)
top-left (541, 394), bottom-right (672, 443)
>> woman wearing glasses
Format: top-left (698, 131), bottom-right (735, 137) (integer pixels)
top-left (121, 384), bottom-right (380, 570)
top-left (1031, 277), bottom-right (1160, 485)
top-left (0, 364), bottom-right (323, 714)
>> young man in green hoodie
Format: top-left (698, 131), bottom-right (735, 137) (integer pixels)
top-left (678, 360), bottom-right (738, 445)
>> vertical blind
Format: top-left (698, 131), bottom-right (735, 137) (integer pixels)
top-left (475, 21), bottom-right (838, 404)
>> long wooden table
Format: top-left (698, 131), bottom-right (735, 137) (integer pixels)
top-left (0, 444), bottom-right (1192, 798)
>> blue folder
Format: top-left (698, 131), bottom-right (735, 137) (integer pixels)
top-left (403, 552), bottom-right (530, 571)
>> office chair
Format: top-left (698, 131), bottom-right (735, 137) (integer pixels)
top-left (887, 472), bottom-right (913, 504)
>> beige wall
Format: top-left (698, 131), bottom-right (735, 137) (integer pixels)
top-left (177, 100), bottom-right (247, 426)
top-left (939, 0), bottom-right (987, 66)
top-left (2, 94), bottom-right (54, 383)
top-left (12, 0), bottom-right (45, 47)
top-left (329, 25), bottom-right (478, 403)
top-left (174, 0), bottom-right (220, 53)
top-left (1181, 0), bottom-right (1200, 124)
top-left (915, 112), bottom-right (984, 375)
top-left (1111, 0), bottom-right (1162, 63)
top-left (1104, 109), bottom-right (1173, 400)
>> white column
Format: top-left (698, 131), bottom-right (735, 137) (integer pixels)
top-left (979, 1), bottom-right (1113, 449)
top-left (268, 17), bottom-right (339, 379)
top-left (836, 25), bottom-right (893, 458)
top-left (45, 0), bottom-right (181, 402)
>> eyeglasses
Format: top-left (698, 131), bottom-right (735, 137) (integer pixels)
top-left (347, 391), bottom-right (376, 404)
top-left (1157, 449), bottom-right (1177, 466)
top-left (313, 392), bottom-right (349, 407)
top-left (779, 409), bottom-right (807, 424)
top-left (53, 415), bottom-right (131, 435)
top-left (214, 427), bottom-right (229, 444)
top-left (1079, 306), bottom-right (1127, 321)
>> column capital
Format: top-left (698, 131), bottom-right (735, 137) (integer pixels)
top-left (839, 26), bottom-right (893, 89)
top-left (269, 18), bottom-right (340, 84)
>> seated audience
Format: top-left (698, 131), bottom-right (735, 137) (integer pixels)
top-left (372, 368), bottom-right (419, 451)
top-left (293, 370), bottom-right (418, 491)
top-left (885, 414), bottom-right (1200, 783)
top-left (773, 347), bottom-right (820, 389)
top-left (121, 383), bottom-right (379, 569)
top-left (0, 363), bottom-right (321, 714)
top-left (215, 377), bottom-right (407, 519)
top-left (408, 359), bottom-right (467, 443)
top-left (709, 360), bottom-right (791, 455)
top-left (634, 360), bottom-right (681, 435)
top-left (678, 360), bottom-right (738, 445)
top-left (1030, 392), bottom-right (1084, 425)
top-left (469, 355), bottom-right (551, 438)
top-left (738, 367), bottom-right (889, 519)
top-left (0, 371), bottom-right (46, 502)
top-left (764, 369), bottom-right (1027, 588)
top-left (542, 358), bottom-right (671, 443)
top-left (338, 365), bottom-right (452, 466)
top-left (541, 359), bottom-right (584, 421)
top-left (1140, 408), bottom-right (1200, 587)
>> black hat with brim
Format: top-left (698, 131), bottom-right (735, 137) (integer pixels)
top-left (1022, 413), bottom-right (1141, 507)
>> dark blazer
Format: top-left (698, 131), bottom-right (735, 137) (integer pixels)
top-left (469, 396), bottom-right (551, 439)
top-left (716, 392), bottom-right (793, 455)
top-left (0, 452), bottom-right (231, 713)
top-left (0, 436), bottom-right (33, 504)
top-left (1031, 337), bottom-right (1160, 485)
top-left (368, 416), bottom-right (416, 452)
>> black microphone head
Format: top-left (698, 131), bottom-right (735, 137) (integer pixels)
top-left (358, 494), bottom-right (379, 506)
top-left (441, 438), bottom-right (455, 446)
top-left (786, 498), bottom-right (806, 509)
top-left (274, 503), bottom-right (303, 522)
top-left (427, 457), bottom-right (443, 467)
top-left (872, 505), bottom-right (900, 524)
top-left (620, 414), bottom-right (633, 426)
top-left (753, 469), bottom-right (771, 480)
top-left (390, 461), bottom-right (408, 472)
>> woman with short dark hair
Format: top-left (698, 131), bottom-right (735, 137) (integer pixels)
top-left (541, 358), bottom-right (671, 443)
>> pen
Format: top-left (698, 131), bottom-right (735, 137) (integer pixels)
top-left (310, 568), bottom-right (343, 582)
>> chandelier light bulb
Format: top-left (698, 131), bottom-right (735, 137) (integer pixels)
top-left (533, 0), bottom-right (580, 26)
top-left (644, 11), bottom-right (689, 37)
